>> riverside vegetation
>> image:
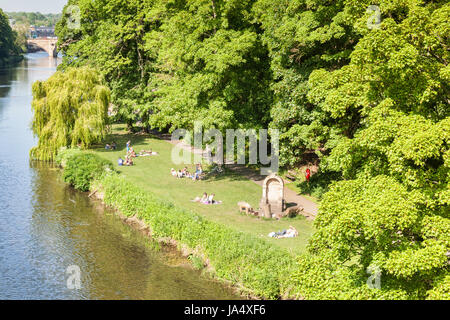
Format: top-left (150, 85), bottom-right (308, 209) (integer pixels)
top-left (0, 9), bottom-right (22, 67)
top-left (29, 0), bottom-right (449, 299)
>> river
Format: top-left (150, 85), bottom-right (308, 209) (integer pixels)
top-left (0, 53), bottom-right (237, 300)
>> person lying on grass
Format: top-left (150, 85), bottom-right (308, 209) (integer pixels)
top-left (106, 142), bottom-right (117, 150)
top-left (268, 226), bottom-right (298, 238)
top-left (191, 193), bottom-right (222, 204)
top-left (191, 192), bottom-right (208, 203)
top-left (139, 149), bottom-right (157, 156)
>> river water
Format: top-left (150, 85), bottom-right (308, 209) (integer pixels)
top-left (0, 53), bottom-right (237, 300)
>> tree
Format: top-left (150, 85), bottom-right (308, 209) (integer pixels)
top-left (30, 67), bottom-right (110, 161)
top-left (56, 0), bottom-right (160, 131)
top-left (56, 0), bottom-right (272, 133)
top-left (0, 9), bottom-right (21, 65)
top-left (253, 0), bottom-right (360, 167)
top-left (292, 0), bottom-right (449, 299)
top-left (146, 0), bottom-right (272, 132)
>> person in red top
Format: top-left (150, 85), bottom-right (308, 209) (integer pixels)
top-left (305, 168), bottom-right (311, 183)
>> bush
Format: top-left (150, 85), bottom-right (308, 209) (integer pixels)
top-left (62, 153), bottom-right (113, 191)
top-left (55, 147), bottom-right (83, 167)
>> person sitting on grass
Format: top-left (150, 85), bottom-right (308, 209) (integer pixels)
top-left (182, 167), bottom-right (192, 178)
top-left (118, 157), bottom-right (124, 166)
top-left (129, 147), bottom-right (137, 158)
top-left (111, 142), bottom-right (117, 150)
top-left (124, 156), bottom-right (134, 166)
top-left (204, 193), bottom-right (222, 205)
top-left (171, 168), bottom-right (177, 177)
top-left (177, 170), bottom-right (183, 178)
top-left (126, 140), bottom-right (131, 153)
top-left (105, 143), bottom-right (111, 150)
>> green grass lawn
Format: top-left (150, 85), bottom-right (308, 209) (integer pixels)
top-left (92, 124), bottom-right (315, 254)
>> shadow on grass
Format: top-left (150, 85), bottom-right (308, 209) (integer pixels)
top-left (91, 132), bottom-right (152, 154)
top-left (201, 164), bottom-right (266, 183)
top-left (296, 170), bottom-right (341, 200)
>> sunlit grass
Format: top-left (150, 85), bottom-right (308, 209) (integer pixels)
top-left (91, 124), bottom-right (315, 254)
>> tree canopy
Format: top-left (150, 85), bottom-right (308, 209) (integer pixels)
top-left (0, 8), bottom-right (22, 66)
top-left (30, 67), bottom-right (110, 161)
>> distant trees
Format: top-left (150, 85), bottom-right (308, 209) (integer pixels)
top-left (0, 9), bottom-right (21, 65)
top-left (30, 67), bottom-right (110, 161)
top-left (6, 11), bottom-right (61, 27)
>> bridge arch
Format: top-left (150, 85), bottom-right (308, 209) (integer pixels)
top-left (26, 39), bottom-right (58, 58)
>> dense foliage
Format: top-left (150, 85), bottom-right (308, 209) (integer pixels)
top-left (53, 0), bottom-right (449, 299)
top-left (0, 8), bottom-right (22, 66)
top-left (59, 150), bottom-right (113, 192)
top-left (56, 0), bottom-right (272, 132)
top-left (30, 67), bottom-right (110, 161)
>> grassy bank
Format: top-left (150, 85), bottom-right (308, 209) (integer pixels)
top-left (93, 173), bottom-right (298, 298)
top-left (91, 124), bottom-right (314, 254)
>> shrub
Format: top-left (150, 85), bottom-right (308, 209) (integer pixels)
top-left (62, 153), bottom-right (113, 191)
top-left (55, 147), bottom-right (83, 167)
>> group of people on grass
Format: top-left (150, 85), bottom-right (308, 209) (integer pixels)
top-left (118, 140), bottom-right (135, 166)
top-left (105, 142), bottom-right (117, 150)
top-left (191, 192), bottom-right (222, 205)
top-left (171, 163), bottom-right (203, 181)
top-left (116, 140), bottom-right (159, 166)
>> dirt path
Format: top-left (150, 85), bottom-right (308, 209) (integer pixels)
top-left (155, 132), bottom-right (318, 220)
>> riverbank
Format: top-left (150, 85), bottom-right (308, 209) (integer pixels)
top-left (56, 124), bottom-right (316, 299)
top-left (90, 172), bottom-right (298, 299)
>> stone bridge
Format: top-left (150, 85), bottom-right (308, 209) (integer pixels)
top-left (26, 38), bottom-right (58, 58)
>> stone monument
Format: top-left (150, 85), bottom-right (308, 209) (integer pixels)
top-left (259, 174), bottom-right (284, 218)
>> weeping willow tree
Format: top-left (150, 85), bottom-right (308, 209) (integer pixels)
top-left (30, 67), bottom-right (110, 161)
